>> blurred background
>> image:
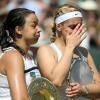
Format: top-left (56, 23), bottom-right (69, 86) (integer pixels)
top-left (0, 0), bottom-right (100, 71)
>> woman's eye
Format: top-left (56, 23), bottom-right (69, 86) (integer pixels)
top-left (69, 25), bottom-right (76, 29)
top-left (31, 25), bottom-right (36, 28)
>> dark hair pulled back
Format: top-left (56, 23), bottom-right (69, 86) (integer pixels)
top-left (0, 8), bottom-right (35, 55)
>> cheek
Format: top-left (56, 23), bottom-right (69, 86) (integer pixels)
top-left (62, 32), bottom-right (67, 37)
top-left (25, 29), bottom-right (35, 36)
top-left (62, 29), bottom-right (72, 39)
top-left (23, 31), bottom-right (33, 39)
top-left (61, 32), bottom-right (67, 40)
top-left (65, 28), bottom-right (73, 35)
top-left (62, 29), bottom-right (69, 37)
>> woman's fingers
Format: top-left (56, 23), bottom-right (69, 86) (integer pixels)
top-left (79, 27), bottom-right (87, 37)
top-left (74, 24), bottom-right (87, 42)
top-left (66, 93), bottom-right (77, 97)
top-left (65, 24), bottom-right (87, 48)
top-left (66, 89), bottom-right (79, 98)
top-left (71, 24), bottom-right (81, 35)
top-left (75, 24), bottom-right (85, 35)
top-left (65, 82), bottom-right (82, 98)
top-left (66, 88), bottom-right (80, 98)
top-left (71, 24), bottom-right (87, 39)
top-left (80, 32), bottom-right (87, 42)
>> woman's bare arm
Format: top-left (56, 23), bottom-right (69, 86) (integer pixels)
top-left (37, 45), bottom-right (74, 86)
top-left (65, 51), bottom-right (100, 98)
top-left (2, 50), bottom-right (29, 100)
top-left (83, 52), bottom-right (100, 96)
top-left (37, 24), bottom-right (86, 86)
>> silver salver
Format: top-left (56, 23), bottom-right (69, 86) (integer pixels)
top-left (28, 77), bottom-right (61, 100)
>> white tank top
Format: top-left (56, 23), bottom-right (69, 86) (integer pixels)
top-left (0, 47), bottom-right (41, 100)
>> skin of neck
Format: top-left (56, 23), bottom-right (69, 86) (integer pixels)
top-left (15, 39), bottom-right (30, 54)
top-left (55, 35), bottom-right (66, 45)
top-left (55, 36), bottom-right (66, 52)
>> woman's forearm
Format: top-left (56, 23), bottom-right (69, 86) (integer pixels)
top-left (82, 82), bottom-right (100, 98)
top-left (51, 47), bottom-right (74, 86)
top-left (87, 82), bottom-right (100, 94)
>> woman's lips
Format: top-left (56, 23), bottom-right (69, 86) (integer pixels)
top-left (34, 33), bottom-right (40, 39)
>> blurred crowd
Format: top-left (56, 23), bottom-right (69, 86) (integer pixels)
top-left (0, 0), bottom-right (100, 69)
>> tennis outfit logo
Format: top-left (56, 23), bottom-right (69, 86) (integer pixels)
top-left (75, 13), bottom-right (78, 15)
top-left (30, 71), bottom-right (36, 78)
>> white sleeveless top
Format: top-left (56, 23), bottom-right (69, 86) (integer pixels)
top-left (0, 47), bottom-right (41, 100)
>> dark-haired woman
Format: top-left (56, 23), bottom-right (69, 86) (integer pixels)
top-left (0, 8), bottom-right (41, 100)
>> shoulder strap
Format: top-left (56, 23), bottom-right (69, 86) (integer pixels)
top-left (0, 47), bottom-right (16, 58)
top-left (24, 67), bottom-right (38, 73)
top-left (50, 43), bottom-right (62, 61)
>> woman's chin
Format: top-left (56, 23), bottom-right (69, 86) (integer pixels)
top-left (31, 39), bottom-right (39, 45)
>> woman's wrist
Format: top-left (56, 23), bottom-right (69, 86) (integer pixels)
top-left (65, 45), bottom-right (75, 52)
top-left (81, 85), bottom-right (89, 96)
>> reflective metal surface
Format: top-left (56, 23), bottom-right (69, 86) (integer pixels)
top-left (28, 77), bottom-right (61, 100)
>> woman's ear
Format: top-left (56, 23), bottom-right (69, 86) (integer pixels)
top-left (15, 26), bottom-right (22, 38)
top-left (56, 24), bottom-right (62, 32)
top-left (56, 24), bottom-right (62, 37)
top-left (15, 26), bottom-right (22, 35)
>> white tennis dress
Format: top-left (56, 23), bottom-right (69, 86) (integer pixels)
top-left (0, 47), bottom-right (41, 100)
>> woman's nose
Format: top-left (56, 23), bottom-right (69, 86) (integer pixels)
top-left (36, 26), bottom-right (41, 34)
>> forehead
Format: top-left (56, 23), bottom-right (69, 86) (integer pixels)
top-left (25, 13), bottom-right (38, 24)
top-left (64, 17), bottom-right (82, 25)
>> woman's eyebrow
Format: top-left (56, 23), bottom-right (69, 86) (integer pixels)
top-left (32, 20), bottom-right (38, 25)
top-left (69, 22), bottom-right (82, 27)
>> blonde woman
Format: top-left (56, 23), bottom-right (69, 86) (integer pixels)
top-left (37, 4), bottom-right (100, 100)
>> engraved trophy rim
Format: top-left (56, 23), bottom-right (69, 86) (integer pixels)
top-left (28, 77), bottom-right (61, 100)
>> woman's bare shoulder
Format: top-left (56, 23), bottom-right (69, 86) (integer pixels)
top-left (2, 50), bottom-right (22, 60)
top-left (0, 49), bottom-right (24, 75)
top-left (1, 50), bottom-right (23, 69)
top-left (37, 44), bottom-right (56, 55)
top-left (37, 44), bottom-right (58, 62)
